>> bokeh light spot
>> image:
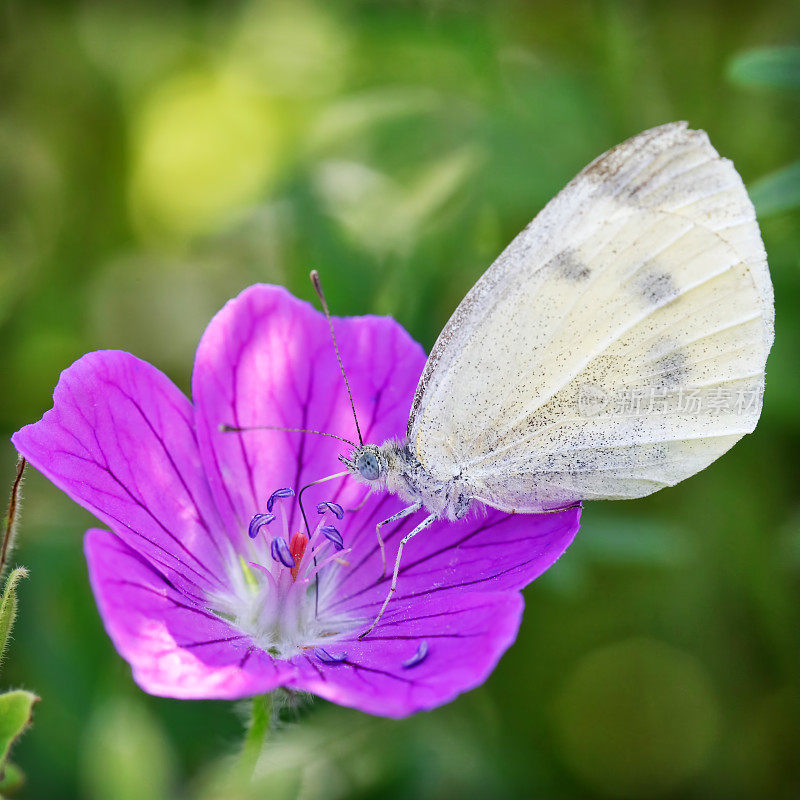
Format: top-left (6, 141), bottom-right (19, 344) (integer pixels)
top-left (230, 0), bottom-right (350, 97)
top-left (553, 638), bottom-right (719, 798)
top-left (128, 70), bottom-right (281, 241)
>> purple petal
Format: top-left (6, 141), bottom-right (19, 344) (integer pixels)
top-left (84, 528), bottom-right (292, 699)
top-left (248, 513), bottom-right (275, 539)
top-left (270, 536), bottom-right (295, 569)
top-left (266, 487), bottom-right (294, 513)
top-left (316, 501), bottom-right (344, 519)
top-left (191, 284), bottom-right (426, 538)
top-left (12, 351), bottom-right (229, 598)
top-left (320, 525), bottom-right (344, 551)
top-left (289, 591), bottom-right (525, 717)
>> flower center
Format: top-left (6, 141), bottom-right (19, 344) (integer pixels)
top-left (207, 488), bottom-right (358, 660)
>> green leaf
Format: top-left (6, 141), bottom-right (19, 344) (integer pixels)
top-left (0, 691), bottom-right (38, 776)
top-left (728, 46), bottom-right (800, 89)
top-left (0, 568), bottom-right (28, 672)
top-left (749, 160), bottom-right (800, 217)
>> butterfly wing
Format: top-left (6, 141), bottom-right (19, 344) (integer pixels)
top-left (407, 122), bottom-right (774, 512)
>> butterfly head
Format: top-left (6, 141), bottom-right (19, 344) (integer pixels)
top-left (339, 444), bottom-right (386, 483)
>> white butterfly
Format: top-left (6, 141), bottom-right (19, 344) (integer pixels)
top-left (313, 122), bottom-right (774, 636)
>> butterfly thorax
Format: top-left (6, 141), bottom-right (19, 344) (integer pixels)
top-left (340, 440), bottom-right (472, 521)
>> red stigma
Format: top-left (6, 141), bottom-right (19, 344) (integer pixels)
top-left (289, 531), bottom-right (308, 581)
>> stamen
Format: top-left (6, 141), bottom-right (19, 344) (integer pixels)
top-left (316, 501), bottom-right (344, 520)
top-left (239, 555), bottom-right (259, 590)
top-left (270, 536), bottom-right (295, 569)
top-left (401, 641), bottom-right (429, 669)
top-left (247, 560), bottom-right (278, 592)
top-left (303, 547), bottom-right (352, 580)
top-left (248, 513), bottom-right (275, 539)
top-left (314, 647), bottom-right (347, 664)
top-left (267, 487), bottom-right (295, 513)
top-left (320, 525), bottom-right (344, 551)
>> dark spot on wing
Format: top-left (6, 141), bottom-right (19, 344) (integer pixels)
top-left (550, 249), bottom-right (591, 281)
top-left (648, 337), bottom-right (690, 389)
top-left (654, 350), bottom-right (689, 388)
top-left (636, 269), bottom-right (679, 304)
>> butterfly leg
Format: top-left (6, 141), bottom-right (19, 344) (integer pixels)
top-left (374, 500), bottom-right (423, 578)
top-left (359, 512), bottom-right (436, 639)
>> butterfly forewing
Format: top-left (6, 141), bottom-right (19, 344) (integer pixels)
top-left (408, 122), bottom-right (774, 512)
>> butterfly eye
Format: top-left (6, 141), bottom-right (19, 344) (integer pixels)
top-left (355, 451), bottom-right (381, 481)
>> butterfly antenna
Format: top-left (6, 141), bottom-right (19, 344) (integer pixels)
top-left (219, 423), bottom-right (356, 448)
top-left (310, 269), bottom-right (363, 446)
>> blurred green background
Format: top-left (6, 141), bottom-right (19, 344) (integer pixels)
top-left (2, 1), bottom-right (800, 798)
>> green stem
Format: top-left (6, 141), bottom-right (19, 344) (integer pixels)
top-left (239, 694), bottom-right (271, 779)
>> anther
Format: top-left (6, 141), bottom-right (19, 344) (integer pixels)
top-left (314, 647), bottom-right (347, 664)
top-left (248, 513), bottom-right (275, 539)
top-left (401, 641), bottom-right (429, 669)
top-left (270, 536), bottom-right (295, 569)
top-left (266, 487), bottom-right (295, 513)
top-left (320, 525), bottom-right (344, 551)
top-left (316, 500), bottom-right (344, 519)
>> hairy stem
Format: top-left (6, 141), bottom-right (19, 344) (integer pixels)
top-left (239, 694), bottom-right (271, 779)
top-left (1, 458), bottom-right (26, 580)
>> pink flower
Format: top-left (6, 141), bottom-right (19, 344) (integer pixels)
top-left (12, 285), bottom-right (579, 717)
